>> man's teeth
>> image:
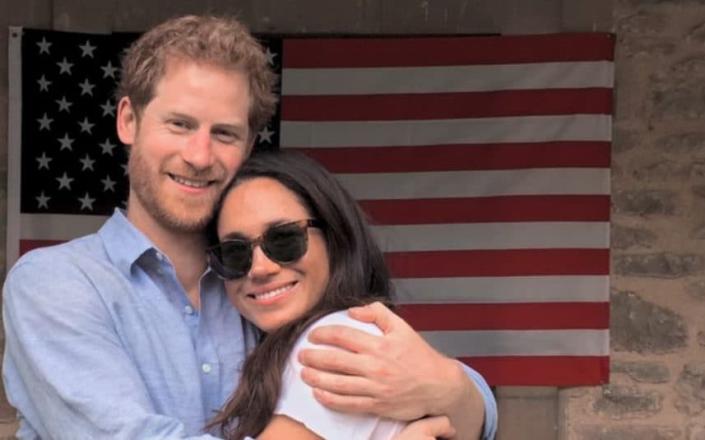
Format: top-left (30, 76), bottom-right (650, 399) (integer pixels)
top-left (253, 284), bottom-right (293, 300)
top-left (171, 175), bottom-right (209, 188)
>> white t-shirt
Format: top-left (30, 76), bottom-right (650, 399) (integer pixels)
top-left (274, 310), bottom-right (407, 439)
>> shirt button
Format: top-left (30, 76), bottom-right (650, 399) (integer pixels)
top-left (184, 305), bottom-right (194, 315)
top-left (202, 363), bottom-right (212, 374)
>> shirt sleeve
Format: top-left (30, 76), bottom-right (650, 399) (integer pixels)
top-left (274, 312), bottom-right (405, 440)
top-left (459, 363), bottom-right (498, 440)
top-left (2, 252), bottom-right (218, 440)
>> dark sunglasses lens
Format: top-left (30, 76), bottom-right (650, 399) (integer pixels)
top-left (217, 240), bottom-right (251, 278)
top-left (263, 223), bottom-right (308, 263)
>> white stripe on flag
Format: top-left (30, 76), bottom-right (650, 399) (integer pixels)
top-left (373, 222), bottom-right (609, 251)
top-left (393, 275), bottom-right (610, 303)
top-left (282, 61), bottom-right (614, 95)
top-left (336, 168), bottom-right (610, 199)
top-left (280, 114), bottom-right (612, 147)
top-left (421, 329), bottom-right (609, 356)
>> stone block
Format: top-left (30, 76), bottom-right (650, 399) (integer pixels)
top-left (611, 224), bottom-right (657, 250)
top-left (651, 86), bottom-right (705, 121)
top-left (612, 128), bottom-right (643, 154)
top-left (668, 55), bottom-right (705, 82)
top-left (617, 35), bottom-right (677, 59)
top-left (686, 279), bottom-right (705, 300)
top-left (593, 385), bottom-right (663, 418)
top-left (578, 425), bottom-right (681, 440)
top-left (611, 290), bottom-right (688, 353)
top-left (380, 0), bottom-right (499, 34)
top-left (612, 361), bottom-right (671, 383)
top-left (698, 331), bottom-right (705, 347)
top-left (53, 0), bottom-right (115, 32)
top-left (239, 0), bottom-right (383, 34)
top-left (561, 0), bottom-right (613, 32)
top-left (614, 253), bottom-right (705, 278)
top-left (496, 387), bottom-right (558, 440)
top-left (613, 190), bottom-right (677, 216)
top-left (110, 0), bottom-right (261, 33)
top-left (675, 362), bottom-right (705, 415)
top-left (629, 160), bottom-right (684, 182)
top-left (657, 132), bottom-right (705, 154)
top-left (616, 9), bottom-right (668, 35)
top-left (688, 424), bottom-right (705, 440)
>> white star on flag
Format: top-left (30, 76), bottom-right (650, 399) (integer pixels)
top-left (57, 57), bottom-right (73, 75)
top-left (78, 193), bottom-right (96, 211)
top-left (101, 61), bottom-right (118, 79)
top-left (265, 47), bottom-right (277, 65)
top-left (37, 75), bottom-right (51, 92)
top-left (36, 192), bottom-right (50, 209)
top-left (58, 133), bottom-right (74, 151)
top-left (79, 154), bottom-right (95, 171)
top-left (37, 37), bottom-right (51, 54)
top-left (100, 99), bottom-right (115, 117)
top-left (36, 153), bottom-right (52, 170)
top-left (56, 96), bottom-right (72, 112)
top-left (258, 126), bottom-right (274, 143)
top-left (37, 113), bottom-right (53, 131)
top-left (56, 172), bottom-right (74, 190)
top-left (99, 138), bottom-right (116, 155)
top-left (101, 175), bottom-right (117, 192)
top-left (78, 117), bottom-right (95, 134)
top-left (78, 79), bottom-right (95, 96)
top-left (78, 40), bottom-right (96, 58)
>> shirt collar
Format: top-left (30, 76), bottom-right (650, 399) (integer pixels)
top-left (98, 208), bottom-right (157, 276)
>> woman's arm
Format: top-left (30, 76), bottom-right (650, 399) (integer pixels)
top-left (258, 415), bottom-right (322, 440)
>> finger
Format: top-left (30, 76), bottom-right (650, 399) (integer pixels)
top-left (300, 367), bottom-right (380, 397)
top-left (311, 387), bottom-right (379, 414)
top-left (348, 301), bottom-right (397, 333)
top-left (307, 324), bottom-right (383, 353)
top-left (298, 346), bottom-right (377, 376)
top-left (415, 416), bottom-right (456, 438)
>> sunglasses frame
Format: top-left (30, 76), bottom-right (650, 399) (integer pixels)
top-left (207, 218), bottom-right (322, 280)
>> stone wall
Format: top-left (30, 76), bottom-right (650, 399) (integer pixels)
top-left (559, 1), bottom-right (705, 439)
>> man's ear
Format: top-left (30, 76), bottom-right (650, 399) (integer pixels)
top-left (116, 96), bottom-right (137, 145)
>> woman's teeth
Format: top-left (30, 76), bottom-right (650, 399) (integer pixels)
top-left (252, 283), bottom-right (294, 300)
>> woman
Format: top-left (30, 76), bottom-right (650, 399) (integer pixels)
top-left (206, 151), bottom-right (454, 440)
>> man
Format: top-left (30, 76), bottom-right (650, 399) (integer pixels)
top-left (3, 15), bottom-right (497, 439)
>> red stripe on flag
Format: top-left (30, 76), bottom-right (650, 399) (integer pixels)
top-left (20, 239), bottom-right (63, 256)
top-left (398, 302), bottom-right (609, 331)
top-left (360, 195), bottom-right (610, 224)
top-left (283, 34), bottom-right (615, 67)
top-left (282, 88), bottom-right (612, 121)
top-left (385, 249), bottom-right (609, 277)
top-left (294, 142), bottom-right (610, 173)
top-left (461, 356), bottom-right (609, 386)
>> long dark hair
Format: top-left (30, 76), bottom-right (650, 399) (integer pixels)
top-left (206, 150), bottom-right (393, 439)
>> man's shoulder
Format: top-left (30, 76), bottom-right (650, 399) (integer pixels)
top-left (15, 233), bottom-right (103, 264)
top-left (7, 233), bottom-right (108, 282)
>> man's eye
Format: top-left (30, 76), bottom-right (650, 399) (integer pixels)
top-left (214, 130), bottom-right (239, 144)
top-left (169, 120), bottom-right (191, 131)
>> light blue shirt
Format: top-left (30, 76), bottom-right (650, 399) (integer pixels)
top-left (3, 210), bottom-right (497, 439)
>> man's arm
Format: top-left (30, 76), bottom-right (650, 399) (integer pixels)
top-left (2, 255), bottom-right (217, 439)
top-left (296, 302), bottom-right (497, 440)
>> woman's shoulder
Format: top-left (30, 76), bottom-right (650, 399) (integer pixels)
top-left (306, 309), bottom-right (384, 337)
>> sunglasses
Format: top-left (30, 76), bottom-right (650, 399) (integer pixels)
top-left (207, 219), bottom-right (323, 280)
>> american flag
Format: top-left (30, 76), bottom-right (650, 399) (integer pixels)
top-left (7, 28), bottom-right (613, 386)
